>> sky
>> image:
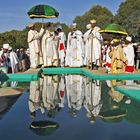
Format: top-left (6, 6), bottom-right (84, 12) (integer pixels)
top-left (0, 0), bottom-right (123, 33)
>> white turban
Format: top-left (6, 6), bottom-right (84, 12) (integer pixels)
top-left (72, 23), bottom-right (77, 28)
top-left (86, 24), bottom-right (91, 29)
top-left (126, 36), bottom-right (132, 42)
top-left (90, 19), bottom-right (96, 24)
top-left (3, 44), bottom-right (10, 49)
top-left (28, 23), bottom-right (35, 28)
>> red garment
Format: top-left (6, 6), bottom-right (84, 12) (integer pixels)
top-left (106, 62), bottom-right (111, 68)
top-left (59, 90), bottom-right (64, 97)
top-left (59, 43), bottom-right (64, 50)
top-left (125, 66), bottom-right (134, 72)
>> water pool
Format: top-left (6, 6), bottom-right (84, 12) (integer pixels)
top-left (0, 75), bottom-right (140, 140)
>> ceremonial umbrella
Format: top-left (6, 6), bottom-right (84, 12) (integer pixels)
top-left (30, 120), bottom-right (59, 136)
top-left (99, 23), bottom-right (128, 35)
top-left (27, 4), bottom-right (59, 19)
top-left (99, 108), bottom-right (126, 123)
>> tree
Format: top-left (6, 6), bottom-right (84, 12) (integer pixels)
top-left (73, 5), bottom-right (114, 33)
top-left (115, 0), bottom-right (140, 35)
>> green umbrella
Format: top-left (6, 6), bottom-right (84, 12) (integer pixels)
top-left (30, 120), bottom-right (59, 136)
top-left (99, 108), bottom-right (126, 123)
top-left (27, 4), bottom-right (59, 19)
top-left (99, 23), bottom-right (128, 35)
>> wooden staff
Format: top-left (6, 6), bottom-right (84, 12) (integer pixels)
top-left (90, 30), bottom-right (94, 70)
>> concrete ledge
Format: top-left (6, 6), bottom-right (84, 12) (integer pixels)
top-left (0, 67), bottom-right (140, 82)
top-left (113, 86), bottom-right (140, 103)
top-left (43, 68), bottom-right (140, 80)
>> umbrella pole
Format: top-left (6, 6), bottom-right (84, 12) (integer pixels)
top-left (90, 33), bottom-right (94, 70)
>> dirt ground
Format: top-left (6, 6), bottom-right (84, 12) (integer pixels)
top-left (0, 88), bottom-right (24, 97)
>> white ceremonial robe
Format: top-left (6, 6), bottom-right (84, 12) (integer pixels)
top-left (84, 80), bottom-right (102, 117)
top-left (42, 31), bottom-right (58, 67)
top-left (28, 80), bottom-right (45, 114)
top-left (123, 44), bottom-right (135, 84)
top-left (57, 32), bottom-right (66, 67)
top-left (87, 27), bottom-right (103, 66)
top-left (83, 29), bottom-right (91, 65)
top-left (28, 28), bottom-right (44, 68)
top-left (123, 44), bottom-right (134, 67)
top-left (0, 50), bottom-right (3, 66)
top-left (9, 51), bottom-right (19, 73)
top-left (65, 30), bottom-right (84, 67)
top-left (105, 47), bottom-right (111, 72)
top-left (58, 76), bottom-right (65, 108)
top-left (42, 76), bottom-right (59, 110)
top-left (66, 75), bottom-right (84, 111)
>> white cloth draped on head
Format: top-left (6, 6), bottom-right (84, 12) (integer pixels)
top-left (3, 44), bottom-right (10, 49)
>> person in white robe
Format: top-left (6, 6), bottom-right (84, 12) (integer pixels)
top-left (41, 75), bottom-right (59, 117)
top-left (8, 47), bottom-right (19, 73)
top-left (123, 36), bottom-right (135, 85)
top-left (41, 23), bottom-right (58, 67)
top-left (123, 36), bottom-right (135, 73)
top-left (83, 24), bottom-right (92, 66)
top-left (27, 23), bottom-right (44, 69)
top-left (105, 41), bottom-right (112, 73)
top-left (58, 75), bottom-right (65, 108)
top-left (56, 25), bottom-right (66, 67)
top-left (87, 19), bottom-right (103, 70)
top-left (66, 75), bottom-right (84, 117)
top-left (28, 80), bottom-right (45, 118)
top-left (0, 44), bottom-right (9, 73)
top-left (65, 23), bottom-right (84, 67)
top-left (84, 80), bottom-right (102, 123)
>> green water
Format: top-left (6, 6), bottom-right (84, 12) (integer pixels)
top-left (0, 75), bottom-right (140, 140)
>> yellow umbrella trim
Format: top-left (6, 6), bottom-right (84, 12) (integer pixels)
top-left (99, 113), bottom-right (126, 119)
top-left (99, 29), bottom-right (128, 35)
top-left (30, 124), bottom-right (57, 129)
top-left (29, 14), bottom-right (57, 19)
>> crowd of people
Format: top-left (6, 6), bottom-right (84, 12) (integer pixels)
top-left (0, 19), bottom-right (140, 74)
top-left (27, 19), bottom-right (140, 73)
top-left (0, 44), bottom-right (30, 73)
top-left (27, 19), bottom-right (103, 69)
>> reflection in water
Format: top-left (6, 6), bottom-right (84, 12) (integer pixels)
top-left (30, 120), bottom-right (59, 136)
top-left (0, 81), bottom-right (18, 88)
top-left (84, 80), bottom-right (102, 123)
top-left (66, 75), bottom-right (85, 117)
top-left (0, 76), bottom-right (140, 140)
top-left (100, 84), bottom-right (127, 123)
top-left (0, 81), bottom-right (22, 120)
top-left (28, 76), bottom-right (60, 136)
top-left (28, 75), bottom-right (140, 136)
top-left (0, 95), bottom-right (21, 120)
top-left (28, 75), bottom-right (102, 125)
